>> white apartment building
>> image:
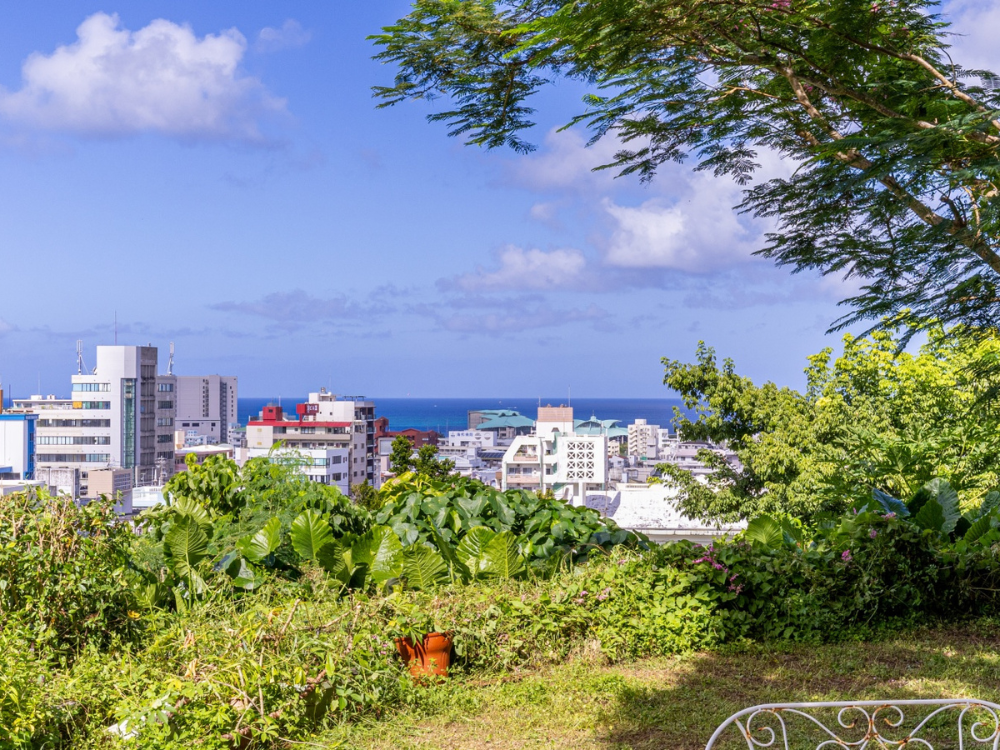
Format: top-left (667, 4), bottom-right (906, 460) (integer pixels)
top-left (247, 446), bottom-right (350, 495)
top-left (501, 406), bottom-right (609, 506)
top-left (246, 389), bottom-right (377, 490)
top-left (627, 419), bottom-right (661, 459)
top-left (443, 429), bottom-right (497, 450)
top-left (174, 374), bottom-right (238, 445)
top-left (17, 346), bottom-right (172, 486)
top-left (0, 413), bottom-right (37, 480)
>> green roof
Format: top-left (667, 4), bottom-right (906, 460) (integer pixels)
top-left (476, 415), bottom-right (536, 430)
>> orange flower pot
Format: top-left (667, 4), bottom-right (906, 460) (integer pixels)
top-left (395, 632), bottom-right (453, 678)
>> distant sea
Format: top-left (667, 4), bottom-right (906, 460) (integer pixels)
top-left (238, 397), bottom-right (695, 432)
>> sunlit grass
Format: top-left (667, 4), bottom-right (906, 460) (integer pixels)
top-left (321, 619), bottom-right (1000, 749)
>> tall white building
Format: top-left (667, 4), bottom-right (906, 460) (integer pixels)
top-left (627, 419), bottom-right (661, 459)
top-left (501, 406), bottom-right (608, 505)
top-left (16, 345), bottom-right (178, 487)
top-left (174, 375), bottom-right (238, 445)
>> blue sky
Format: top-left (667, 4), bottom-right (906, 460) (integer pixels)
top-left (0, 1), bottom-right (996, 398)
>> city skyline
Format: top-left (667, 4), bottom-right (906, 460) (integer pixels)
top-left (0, 1), bottom-right (996, 397)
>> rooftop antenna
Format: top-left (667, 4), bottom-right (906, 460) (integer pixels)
top-left (568, 386), bottom-right (571, 407)
top-left (76, 340), bottom-right (85, 375)
top-left (167, 342), bottom-right (175, 376)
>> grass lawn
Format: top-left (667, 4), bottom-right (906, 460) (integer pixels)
top-left (320, 621), bottom-right (1000, 749)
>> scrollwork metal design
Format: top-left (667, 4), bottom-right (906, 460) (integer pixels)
top-left (705, 699), bottom-right (1000, 750)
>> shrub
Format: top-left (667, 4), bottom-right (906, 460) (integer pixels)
top-left (0, 491), bottom-right (138, 655)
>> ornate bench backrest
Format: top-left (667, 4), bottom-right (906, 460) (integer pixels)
top-left (705, 699), bottom-right (1000, 749)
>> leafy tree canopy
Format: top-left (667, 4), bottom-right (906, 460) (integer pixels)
top-left (662, 325), bottom-right (1000, 521)
top-left (373, 0), bottom-right (1000, 337)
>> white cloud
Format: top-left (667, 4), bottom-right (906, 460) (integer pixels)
top-left (211, 290), bottom-right (380, 322)
top-left (415, 300), bottom-right (609, 335)
top-left (506, 128), bottom-right (623, 192)
top-left (945, 0), bottom-right (1000, 73)
top-left (256, 20), bottom-right (311, 53)
top-left (0, 12), bottom-right (285, 142)
top-left (601, 180), bottom-right (760, 272)
top-left (451, 246), bottom-right (588, 291)
top-left (0, 318), bottom-right (14, 335)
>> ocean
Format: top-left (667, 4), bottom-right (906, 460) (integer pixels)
top-left (238, 397), bottom-right (695, 432)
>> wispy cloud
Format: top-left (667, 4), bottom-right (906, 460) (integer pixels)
top-left (445, 246), bottom-right (589, 291)
top-left (210, 290), bottom-right (382, 323)
top-left (255, 20), bottom-right (311, 53)
top-left (412, 297), bottom-right (612, 336)
top-left (0, 12), bottom-right (286, 143)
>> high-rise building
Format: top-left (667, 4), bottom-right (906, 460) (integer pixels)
top-left (16, 345), bottom-right (177, 486)
top-left (174, 375), bottom-right (238, 445)
top-left (627, 418), bottom-right (661, 459)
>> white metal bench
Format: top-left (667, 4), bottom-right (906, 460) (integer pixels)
top-left (706, 699), bottom-right (1000, 749)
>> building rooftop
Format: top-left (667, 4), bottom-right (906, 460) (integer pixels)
top-left (476, 415), bottom-right (536, 430)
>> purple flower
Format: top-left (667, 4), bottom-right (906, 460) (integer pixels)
top-left (842, 549), bottom-right (852, 562)
top-left (869, 529), bottom-right (878, 539)
top-left (883, 512), bottom-right (896, 519)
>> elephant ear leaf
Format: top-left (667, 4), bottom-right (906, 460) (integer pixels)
top-left (316, 540), bottom-right (350, 582)
top-left (923, 479), bottom-right (960, 534)
top-left (237, 517), bottom-right (282, 563)
top-left (964, 514), bottom-right (996, 544)
top-left (456, 526), bottom-right (495, 578)
top-left (165, 515), bottom-right (209, 577)
top-left (913, 499), bottom-right (946, 533)
top-left (400, 545), bottom-right (449, 590)
top-left (352, 526), bottom-right (403, 585)
top-left (872, 488), bottom-right (909, 518)
top-left (481, 530), bottom-right (524, 579)
top-left (744, 516), bottom-right (783, 548)
top-left (290, 510), bottom-right (334, 561)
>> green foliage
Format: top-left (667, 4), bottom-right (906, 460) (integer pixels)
top-left (0, 491), bottom-right (138, 655)
top-left (661, 326), bottom-right (1000, 521)
top-left (389, 435), bottom-right (415, 475)
top-left (374, 0), bottom-right (1000, 338)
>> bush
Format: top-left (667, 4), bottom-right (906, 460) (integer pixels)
top-left (0, 491), bottom-right (138, 655)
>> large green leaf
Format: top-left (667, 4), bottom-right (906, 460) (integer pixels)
top-left (351, 526), bottom-right (403, 585)
top-left (316, 540), bottom-right (350, 582)
top-left (913, 499), bottom-right (946, 533)
top-left (165, 515), bottom-right (209, 577)
top-left (456, 526), bottom-right (495, 578)
top-left (872, 488), bottom-right (909, 518)
top-left (744, 516), bottom-right (783, 548)
top-left (400, 545), bottom-right (449, 590)
top-left (481, 530), bottom-right (524, 579)
top-left (923, 478), bottom-right (960, 534)
top-left (237, 517), bottom-right (282, 563)
top-left (290, 510), bottom-right (334, 561)
top-left (964, 514), bottom-right (996, 544)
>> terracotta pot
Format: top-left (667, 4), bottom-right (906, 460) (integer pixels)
top-left (395, 632), bottom-right (453, 678)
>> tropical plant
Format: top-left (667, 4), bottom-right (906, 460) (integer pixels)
top-left (659, 325), bottom-right (1000, 521)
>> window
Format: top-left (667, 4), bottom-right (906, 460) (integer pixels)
top-left (36, 454), bottom-right (110, 463)
top-left (157, 451), bottom-right (174, 459)
top-left (157, 434), bottom-right (172, 443)
top-left (37, 436), bottom-right (110, 445)
top-left (157, 383), bottom-right (174, 392)
top-left (158, 401), bottom-right (174, 410)
top-left (72, 401), bottom-right (111, 410)
top-left (157, 418), bottom-right (174, 427)
top-left (37, 419), bottom-right (111, 428)
top-left (72, 383), bottom-right (110, 392)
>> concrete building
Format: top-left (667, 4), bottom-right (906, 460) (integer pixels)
top-left (246, 389), bottom-right (377, 489)
top-left (15, 345), bottom-right (171, 486)
top-left (0, 413), bottom-right (37, 480)
top-left (627, 419), bottom-right (661, 459)
top-left (80, 468), bottom-right (134, 515)
top-left (469, 409), bottom-right (534, 442)
top-left (174, 375), bottom-right (238, 445)
top-left (501, 406), bottom-right (608, 505)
